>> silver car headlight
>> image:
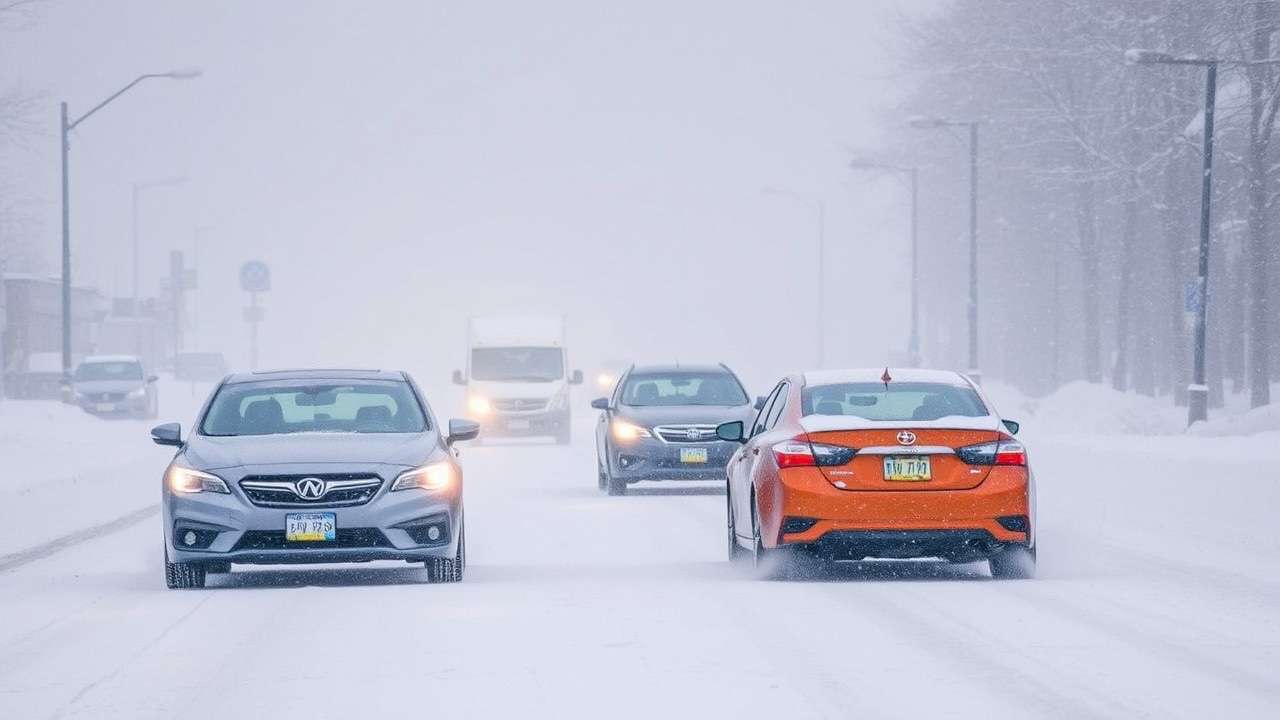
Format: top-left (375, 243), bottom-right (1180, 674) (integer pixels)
top-left (166, 465), bottom-right (230, 494)
top-left (127, 387), bottom-right (147, 399)
top-left (391, 460), bottom-right (456, 492)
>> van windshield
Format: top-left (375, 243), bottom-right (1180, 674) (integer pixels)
top-left (471, 347), bottom-right (564, 382)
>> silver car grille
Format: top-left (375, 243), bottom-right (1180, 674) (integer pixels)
top-left (654, 424), bottom-right (720, 443)
top-left (239, 475), bottom-right (382, 507)
top-left (492, 398), bottom-right (548, 412)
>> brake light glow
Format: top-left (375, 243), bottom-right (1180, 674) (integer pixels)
top-left (772, 439), bottom-right (856, 468)
top-left (957, 439), bottom-right (1026, 466)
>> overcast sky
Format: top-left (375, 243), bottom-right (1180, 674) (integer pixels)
top-left (2, 0), bottom-right (936, 398)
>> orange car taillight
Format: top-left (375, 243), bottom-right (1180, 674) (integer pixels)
top-left (957, 438), bottom-right (1026, 466)
top-left (772, 439), bottom-right (855, 468)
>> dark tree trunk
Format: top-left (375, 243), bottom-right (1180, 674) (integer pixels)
top-left (1247, 1), bottom-right (1275, 408)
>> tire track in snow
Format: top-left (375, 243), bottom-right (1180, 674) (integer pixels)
top-left (1002, 584), bottom-right (1280, 701)
top-left (814, 580), bottom-right (1124, 719)
top-left (47, 592), bottom-right (214, 720)
top-left (0, 505), bottom-right (157, 573)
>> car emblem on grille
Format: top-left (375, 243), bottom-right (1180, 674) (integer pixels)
top-left (896, 430), bottom-right (917, 446)
top-left (686, 428), bottom-right (703, 440)
top-left (295, 477), bottom-right (327, 499)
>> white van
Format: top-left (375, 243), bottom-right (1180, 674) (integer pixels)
top-left (453, 315), bottom-right (583, 444)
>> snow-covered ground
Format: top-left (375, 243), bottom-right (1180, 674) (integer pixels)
top-left (1, 382), bottom-right (1278, 718)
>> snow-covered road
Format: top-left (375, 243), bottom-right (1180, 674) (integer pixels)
top-left (1, 402), bottom-right (1278, 719)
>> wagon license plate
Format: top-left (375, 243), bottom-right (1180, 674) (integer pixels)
top-left (286, 513), bottom-right (336, 542)
top-left (680, 447), bottom-right (708, 464)
top-left (883, 456), bottom-right (931, 481)
top-left (95, 402), bottom-right (116, 412)
top-left (506, 418), bottom-right (530, 430)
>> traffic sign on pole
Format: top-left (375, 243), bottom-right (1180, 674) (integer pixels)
top-left (240, 260), bottom-right (271, 293)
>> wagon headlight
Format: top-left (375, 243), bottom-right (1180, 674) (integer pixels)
top-left (166, 465), bottom-right (230, 494)
top-left (611, 420), bottom-right (652, 442)
top-left (392, 460), bottom-right (455, 492)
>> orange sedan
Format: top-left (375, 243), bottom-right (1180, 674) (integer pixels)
top-left (718, 368), bottom-right (1035, 579)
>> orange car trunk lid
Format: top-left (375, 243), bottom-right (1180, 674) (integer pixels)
top-left (805, 427), bottom-right (1002, 491)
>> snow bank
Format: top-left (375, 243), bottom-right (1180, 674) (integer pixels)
top-left (1189, 400), bottom-right (1280, 438)
top-left (981, 380), bottom-right (1280, 437)
top-left (0, 378), bottom-right (211, 554)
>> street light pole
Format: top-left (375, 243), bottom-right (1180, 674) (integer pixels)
top-left (1125, 49), bottom-right (1248, 425)
top-left (1188, 62), bottom-right (1218, 425)
top-left (57, 69), bottom-right (201, 380)
top-left (59, 102), bottom-right (71, 379)
top-left (909, 116), bottom-right (981, 381)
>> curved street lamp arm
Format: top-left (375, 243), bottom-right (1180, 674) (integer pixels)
top-left (68, 74), bottom-right (171, 131)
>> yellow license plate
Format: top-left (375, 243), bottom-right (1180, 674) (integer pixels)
top-left (286, 513), bottom-right (336, 542)
top-left (883, 456), bottom-right (931, 481)
top-left (680, 447), bottom-right (708, 463)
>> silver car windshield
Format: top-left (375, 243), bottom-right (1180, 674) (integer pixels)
top-left (201, 380), bottom-right (428, 436)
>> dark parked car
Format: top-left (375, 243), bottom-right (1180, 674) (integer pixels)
top-left (592, 363), bottom-right (754, 496)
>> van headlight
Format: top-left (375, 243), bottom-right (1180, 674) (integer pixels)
top-left (166, 465), bottom-right (230, 494)
top-left (467, 395), bottom-right (492, 416)
top-left (392, 460), bottom-right (456, 492)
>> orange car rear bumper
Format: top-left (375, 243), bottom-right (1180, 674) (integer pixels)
top-left (759, 465), bottom-right (1031, 548)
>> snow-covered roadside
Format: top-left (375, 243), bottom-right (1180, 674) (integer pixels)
top-left (981, 379), bottom-right (1280, 585)
top-left (0, 379), bottom-right (211, 555)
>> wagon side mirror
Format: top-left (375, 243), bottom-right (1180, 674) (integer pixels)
top-left (716, 420), bottom-right (745, 443)
top-left (151, 422), bottom-right (182, 447)
top-left (1002, 419), bottom-right (1020, 435)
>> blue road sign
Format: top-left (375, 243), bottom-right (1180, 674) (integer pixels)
top-left (240, 260), bottom-right (271, 293)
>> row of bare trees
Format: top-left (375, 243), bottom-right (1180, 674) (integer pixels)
top-left (887, 0), bottom-right (1276, 409)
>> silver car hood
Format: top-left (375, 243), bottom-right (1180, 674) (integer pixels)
top-left (184, 432), bottom-right (434, 470)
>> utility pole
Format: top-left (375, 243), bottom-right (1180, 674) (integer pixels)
top-left (57, 69), bottom-right (201, 381)
top-left (59, 102), bottom-right (71, 380)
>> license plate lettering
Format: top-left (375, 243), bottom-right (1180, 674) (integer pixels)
top-left (286, 513), bottom-right (336, 542)
top-left (680, 447), bottom-right (708, 464)
top-left (883, 456), bottom-right (931, 481)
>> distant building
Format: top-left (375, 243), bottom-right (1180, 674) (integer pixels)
top-left (2, 274), bottom-right (104, 397)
